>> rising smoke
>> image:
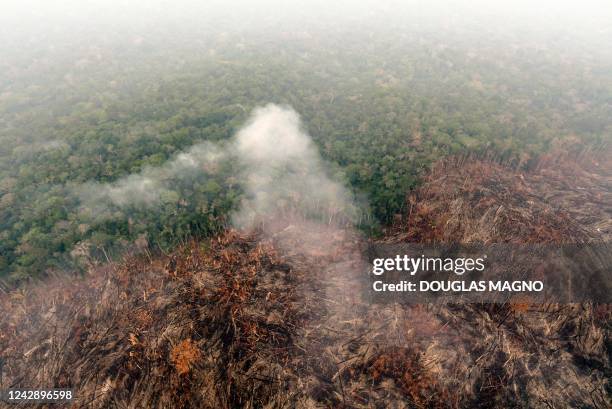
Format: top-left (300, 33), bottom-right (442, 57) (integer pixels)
top-left (77, 104), bottom-right (360, 230)
top-left (77, 142), bottom-right (226, 221)
top-left (231, 104), bottom-right (358, 229)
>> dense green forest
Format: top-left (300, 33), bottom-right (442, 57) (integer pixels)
top-left (1, 22), bottom-right (610, 281)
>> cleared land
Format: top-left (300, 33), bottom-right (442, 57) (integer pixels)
top-left (1, 148), bottom-right (609, 408)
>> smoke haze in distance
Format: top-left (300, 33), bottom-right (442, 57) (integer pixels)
top-left (2, 1), bottom-right (611, 46)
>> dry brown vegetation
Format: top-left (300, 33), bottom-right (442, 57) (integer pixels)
top-left (387, 145), bottom-right (611, 244)
top-left (0, 148), bottom-right (609, 408)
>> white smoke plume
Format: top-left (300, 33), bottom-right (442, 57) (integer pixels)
top-left (77, 104), bottom-right (359, 228)
top-left (232, 104), bottom-right (358, 229)
top-left (77, 142), bottom-right (226, 220)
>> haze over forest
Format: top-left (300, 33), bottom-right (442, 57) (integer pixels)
top-left (0, 0), bottom-right (610, 281)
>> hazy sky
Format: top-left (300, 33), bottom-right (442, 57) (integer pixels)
top-left (1, 1), bottom-right (611, 65)
top-left (2, 0), bottom-right (611, 34)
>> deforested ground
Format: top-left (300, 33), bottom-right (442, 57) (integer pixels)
top-left (1, 148), bottom-right (610, 408)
